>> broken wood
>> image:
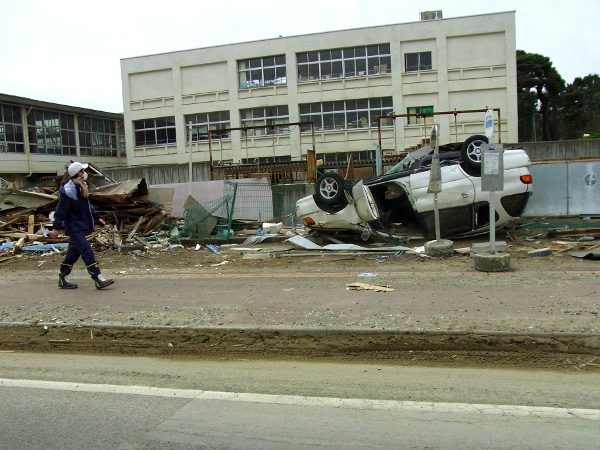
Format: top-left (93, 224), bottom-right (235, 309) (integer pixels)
top-left (346, 282), bottom-right (395, 292)
top-left (27, 215), bottom-right (35, 234)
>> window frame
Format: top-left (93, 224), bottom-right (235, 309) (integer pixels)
top-left (133, 116), bottom-right (177, 147)
top-left (299, 97), bottom-right (393, 132)
top-left (0, 104), bottom-right (25, 153)
top-left (27, 109), bottom-right (77, 155)
top-left (185, 111), bottom-right (231, 142)
top-left (240, 106), bottom-right (290, 137)
top-left (404, 51), bottom-right (433, 72)
top-left (79, 117), bottom-right (120, 157)
top-left (238, 55), bottom-right (287, 89)
top-left (297, 44), bottom-right (391, 82)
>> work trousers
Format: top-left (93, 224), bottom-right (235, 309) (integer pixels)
top-left (59, 233), bottom-right (101, 279)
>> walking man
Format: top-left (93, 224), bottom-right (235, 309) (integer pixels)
top-left (50, 162), bottom-right (114, 290)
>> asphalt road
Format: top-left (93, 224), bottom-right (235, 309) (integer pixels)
top-left (2, 373), bottom-right (599, 450)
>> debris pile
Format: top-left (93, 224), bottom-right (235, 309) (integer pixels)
top-left (512, 219), bottom-right (600, 260)
top-left (0, 168), bottom-right (178, 265)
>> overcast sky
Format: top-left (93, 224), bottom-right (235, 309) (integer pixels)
top-left (1, 0), bottom-right (598, 113)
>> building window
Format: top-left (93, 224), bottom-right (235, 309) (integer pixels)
top-left (185, 111), bottom-right (230, 142)
top-left (133, 117), bottom-right (176, 147)
top-left (407, 106), bottom-right (434, 125)
top-left (0, 104), bottom-right (25, 153)
top-left (238, 55), bottom-right (286, 88)
top-left (26, 109), bottom-right (76, 155)
top-left (318, 149), bottom-right (376, 163)
top-left (241, 155), bottom-right (291, 164)
top-left (404, 51), bottom-right (432, 72)
top-left (299, 97), bottom-right (393, 132)
top-left (297, 44), bottom-right (391, 82)
top-left (79, 117), bottom-right (121, 157)
top-left (240, 106), bottom-right (289, 137)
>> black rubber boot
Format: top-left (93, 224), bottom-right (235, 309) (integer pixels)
top-left (94, 278), bottom-right (115, 290)
top-left (58, 275), bottom-right (78, 289)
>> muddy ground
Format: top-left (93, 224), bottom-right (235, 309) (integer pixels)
top-left (1, 225), bottom-right (599, 371)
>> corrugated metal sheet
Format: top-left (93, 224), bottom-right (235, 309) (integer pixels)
top-left (104, 163), bottom-right (211, 185)
top-left (516, 139), bottom-right (600, 161)
top-left (523, 161), bottom-right (599, 216)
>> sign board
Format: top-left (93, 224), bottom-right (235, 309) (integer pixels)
top-left (481, 143), bottom-right (504, 191)
top-left (484, 109), bottom-right (494, 140)
top-left (427, 125), bottom-right (441, 193)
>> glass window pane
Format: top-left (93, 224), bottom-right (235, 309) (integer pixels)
top-left (307, 52), bottom-right (319, 62)
top-left (331, 61), bottom-right (343, 77)
top-left (345, 59), bottom-right (355, 77)
top-left (356, 59), bottom-right (367, 75)
top-left (421, 52), bottom-right (432, 70)
top-left (405, 53), bottom-right (418, 72)
top-left (298, 65), bottom-right (309, 81)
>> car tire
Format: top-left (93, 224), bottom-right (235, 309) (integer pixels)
top-left (461, 135), bottom-right (488, 169)
top-left (315, 172), bottom-right (347, 205)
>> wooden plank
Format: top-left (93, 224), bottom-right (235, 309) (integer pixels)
top-left (27, 215), bottom-right (35, 234)
top-left (12, 237), bottom-right (25, 254)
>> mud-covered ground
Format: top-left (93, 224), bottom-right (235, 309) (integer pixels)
top-left (1, 226), bottom-right (599, 370)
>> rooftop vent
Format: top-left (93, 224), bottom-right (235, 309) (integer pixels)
top-left (420, 10), bottom-right (443, 21)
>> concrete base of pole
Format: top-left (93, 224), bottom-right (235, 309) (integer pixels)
top-left (473, 252), bottom-right (511, 272)
top-left (425, 239), bottom-right (454, 258)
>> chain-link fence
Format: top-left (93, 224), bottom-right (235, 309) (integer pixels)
top-left (181, 181), bottom-right (286, 240)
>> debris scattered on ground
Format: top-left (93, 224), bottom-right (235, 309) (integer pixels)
top-left (527, 248), bottom-right (553, 257)
top-left (346, 282), bottom-right (394, 292)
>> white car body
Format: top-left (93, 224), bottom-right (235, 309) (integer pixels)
top-left (296, 146), bottom-right (533, 239)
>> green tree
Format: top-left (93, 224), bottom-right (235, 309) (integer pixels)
top-left (557, 74), bottom-right (600, 139)
top-left (516, 50), bottom-right (565, 141)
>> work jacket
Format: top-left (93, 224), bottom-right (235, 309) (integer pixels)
top-left (52, 180), bottom-right (100, 236)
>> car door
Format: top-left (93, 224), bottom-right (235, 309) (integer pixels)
top-left (406, 163), bottom-right (476, 237)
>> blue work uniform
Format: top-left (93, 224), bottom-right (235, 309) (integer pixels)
top-left (52, 180), bottom-right (102, 279)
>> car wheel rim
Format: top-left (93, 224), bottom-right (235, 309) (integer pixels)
top-left (466, 140), bottom-right (484, 163)
top-left (319, 177), bottom-right (339, 199)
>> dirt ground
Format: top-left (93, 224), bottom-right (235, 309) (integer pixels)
top-left (1, 225), bottom-right (599, 371)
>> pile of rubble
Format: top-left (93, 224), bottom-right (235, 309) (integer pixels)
top-left (0, 166), bottom-right (177, 265)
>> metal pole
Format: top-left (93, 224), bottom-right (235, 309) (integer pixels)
top-left (434, 193), bottom-right (441, 241)
top-left (188, 121), bottom-right (193, 196)
top-left (489, 191), bottom-right (496, 254)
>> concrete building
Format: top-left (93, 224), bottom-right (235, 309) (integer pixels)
top-left (0, 93), bottom-right (125, 185)
top-left (120, 10), bottom-right (517, 170)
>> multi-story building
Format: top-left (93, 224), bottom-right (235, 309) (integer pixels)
top-left (120, 10), bottom-right (517, 171)
top-left (0, 93), bottom-right (125, 185)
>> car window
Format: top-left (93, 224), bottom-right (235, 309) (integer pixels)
top-left (385, 154), bottom-right (417, 174)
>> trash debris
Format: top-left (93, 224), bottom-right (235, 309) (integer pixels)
top-left (287, 235), bottom-right (412, 252)
top-left (527, 248), bottom-right (553, 257)
top-left (568, 249), bottom-right (600, 260)
top-left (262, 222), bottom-right (283, 234)
top-left (206, 244), bottom-right (221, 254)
top-left (346, 282), bottom-right (394, 292)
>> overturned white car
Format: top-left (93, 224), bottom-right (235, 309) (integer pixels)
top-left (296, 135), bottom-right (533, 239)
